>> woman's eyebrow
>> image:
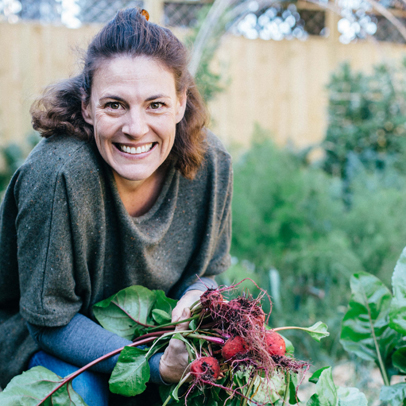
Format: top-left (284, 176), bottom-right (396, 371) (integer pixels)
top-left (99, 94), bottom-right (171, 102)
top-left (99, 95), bottom-right (126, 102)
top-left (145, 94), bottom-right (170, 101)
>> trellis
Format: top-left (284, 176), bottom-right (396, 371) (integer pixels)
top-left (1, 0), bottom-right (406, 43)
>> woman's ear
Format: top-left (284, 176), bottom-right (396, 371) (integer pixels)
top-left (81, 101), bottom-right (94, 125)
top-left (175, 90), bottom-right (187, 124)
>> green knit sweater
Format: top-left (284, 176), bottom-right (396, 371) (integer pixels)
top-left (0, 131), bottom-right (232, 389)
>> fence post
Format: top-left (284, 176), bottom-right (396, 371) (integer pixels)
top-left (326, 8), bottom-right (340, 42)
top-left (143, 0), bottom-right (165, 24)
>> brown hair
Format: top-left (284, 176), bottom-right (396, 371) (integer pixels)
top-left (30, 8), bottom-right (208, 179)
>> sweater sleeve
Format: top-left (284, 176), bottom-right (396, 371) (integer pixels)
top-left (205, 163), bottom-right (233, 277)
top-left (14, 155), bottom-right (87, 327)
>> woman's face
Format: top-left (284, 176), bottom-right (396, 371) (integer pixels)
top-left (82, 55), bottom-right (186, 185)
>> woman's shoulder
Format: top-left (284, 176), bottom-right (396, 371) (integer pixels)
top-left (202, 130), bottom-right (232, 173)
top-left (26, 135), bottom-right (97, 168)
top-left (13, 135), bottom-right (102, 197)
top-left (205, 130), bottom-right (231, 159)
top-left (179, 130), bottom-right (232, 198)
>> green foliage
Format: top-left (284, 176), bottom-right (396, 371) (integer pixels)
top-left (109, 347), bottom-right (150, 396)
top-left (339, 249), bottom-right (406, 405)
top-left (221, 124), bottom-right (406, 367)
top-left (93, 286), bottom-right (177, 340)
top-left (224, 127), bottom-right (351, 361)
top-left (0, 132), bottom-right (40, 195)
top-left (307, 367), bottom-right (368, 406)
top-left (340, 273), bottom-right (402, 384)
top-left (323, 61), bottom-right (406, 180)
top-left (0, 366), bottom-right (86, 405)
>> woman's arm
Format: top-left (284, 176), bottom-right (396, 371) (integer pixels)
top-left (26, 313), bottom-right (166, 384)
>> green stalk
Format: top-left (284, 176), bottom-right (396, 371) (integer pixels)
top-left (284, 372), bottom-right (291, 404)
top-left (161, 373), bottom-right (191, 406)
top-left (362, 290), bottom-right (390, 386)
top-left (273, 326), bottom-right (308, 332)
top-left (242, 376), bottom-right (256, 406)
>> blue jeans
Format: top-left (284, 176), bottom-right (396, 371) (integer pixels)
top-left (28, 351), bottom-right (109, 406)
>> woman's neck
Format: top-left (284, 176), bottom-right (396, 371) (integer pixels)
top-left (113, 163), bottom-right (169, 217)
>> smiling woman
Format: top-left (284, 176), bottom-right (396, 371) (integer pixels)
top-left (0, 8), bottom-right (232, 406)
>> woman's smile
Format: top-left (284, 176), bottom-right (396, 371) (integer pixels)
top-left (115, 142), bottom-right (156, 156)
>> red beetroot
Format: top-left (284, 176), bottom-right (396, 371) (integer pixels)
top-left (190, 357), bottom-right (220, 381)
top-left (221, 336), bottom-right (248, 360)
top-left (265, 331), bottom-right (286, 356)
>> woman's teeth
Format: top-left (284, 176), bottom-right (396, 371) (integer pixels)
top-left (120, 143), bottom-right (153, 155)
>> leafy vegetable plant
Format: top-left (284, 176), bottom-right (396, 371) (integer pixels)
top-left (340, 247), bottom-right (406, 405)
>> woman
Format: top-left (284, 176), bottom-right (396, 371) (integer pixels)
top-left (0, 8), bottom-right (232, 405)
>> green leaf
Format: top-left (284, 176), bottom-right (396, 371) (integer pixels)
top-left (109, 346), bottom-right (150, 397)
top-left (337, 387), bottom-right (368, 406)
top-left (393, 347), bottom-right (406, 374)
top-left (282, 335), bottom-right (295, 356)
top-left (296, 322), bottom-right (330, 342)
top-left (390, 247), bottom-right (406, 335)
top-left (272, 322), bottom-right (329, 343)
top-left (288, 373), bottom-right (301, 404)
top-left (340, 272), bottom-right (400, 375)
top-left (153, 290), bottom-right (178, 315)
top-left (0, 366), bottom-right (87, 406)
top-left (309, 367), bottom-right (331, 384)
top-left (307, 367), bottom-right (337, 406)
top-left (251, 372), bottom-right (285, 403)
top-left (380, 383), bottom-right (406, 406)
top-left (53, 382), bottom-right (88, 406)
top-left (93, 285), bottom-right (156, 339)
top-left (152, 309), bottom-right (172, 324)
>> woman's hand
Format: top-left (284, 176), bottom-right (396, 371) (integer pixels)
top-left (159, 290), bottom-right (204, 383)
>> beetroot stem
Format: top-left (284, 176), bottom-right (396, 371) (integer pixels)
top-left (35, 335), bottom-right (159, 406)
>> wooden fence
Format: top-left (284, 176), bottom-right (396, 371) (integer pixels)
top-left (1, 19), bottom-right (406, 151)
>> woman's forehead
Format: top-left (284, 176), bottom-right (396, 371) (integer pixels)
top-left (92, 55), bottom-right (176, 96)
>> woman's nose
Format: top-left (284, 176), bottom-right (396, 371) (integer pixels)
top-left (122, 108), bottom-right (149, 138)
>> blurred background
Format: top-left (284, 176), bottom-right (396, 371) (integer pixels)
top-left (2, 0), bottom-right (406, 401)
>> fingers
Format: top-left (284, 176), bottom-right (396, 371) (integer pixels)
top-left (174, 308), bottom-right (191, 330)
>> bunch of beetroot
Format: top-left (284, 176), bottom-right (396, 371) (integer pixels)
top-left (180, 282), bottom-right (309, 405)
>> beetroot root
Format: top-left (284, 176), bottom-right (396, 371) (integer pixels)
top-left (190, 357), bottom-right (220, 382)
top-left (221, 336), bottom-right (249, 360)
top-left (265, 331), bottom-right (286, 356)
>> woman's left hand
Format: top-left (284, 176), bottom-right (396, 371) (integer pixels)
top-left (159, 289), bottom-right (203, 383)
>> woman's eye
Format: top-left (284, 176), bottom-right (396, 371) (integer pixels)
top-left (106, 102), bottom-right (121, 110)
top-left (150, 102), bottom-right (164, 110)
